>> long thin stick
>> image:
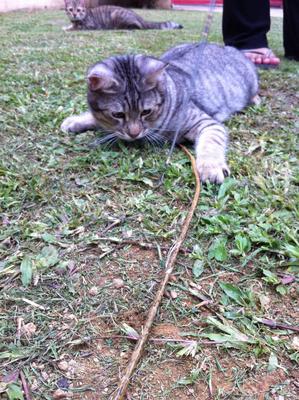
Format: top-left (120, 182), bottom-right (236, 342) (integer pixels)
top-left (89, 237), bottom-right (190, 254)
top-left (20, 370), bottom-right (32, 400)
top-left (257, 318), bottom-right (299, 332)
top-left (112, 145), bottom-right (200, 400)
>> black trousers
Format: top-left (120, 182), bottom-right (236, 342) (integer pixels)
top-left (222, 0), bottom-right (299, 60)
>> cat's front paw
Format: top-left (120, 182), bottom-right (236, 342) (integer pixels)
top-left (196, 158), bottom-right (230, 184)
top-left (63, 25), bottom-right (74, 32)
top-left (61, 115), bottom-right (83, 134)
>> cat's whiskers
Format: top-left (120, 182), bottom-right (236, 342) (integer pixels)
top-left (105, 137), bottom-right (119, 149)
top-left (144, 129), bottom-right (167, 148)
top-left (89, 132), bottom-right (119, 148)
top-left (146, 127), bottom-right (175, 133)
top-left (145, 135), bottom-right (160, 150)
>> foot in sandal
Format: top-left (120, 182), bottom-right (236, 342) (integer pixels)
top-left (241, 48), bottom-right (280, 69)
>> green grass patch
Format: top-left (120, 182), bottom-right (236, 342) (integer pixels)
top-left (0, 8), bottom-right (298, 400)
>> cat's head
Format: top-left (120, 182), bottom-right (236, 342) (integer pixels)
top-left (86, 55), bottom-right (168, 142)
top-left (65, 0), bottom-right (87, 22)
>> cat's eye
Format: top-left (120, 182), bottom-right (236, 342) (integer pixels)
top-left (68, 7), bottom-right (73, 11)
top-left (77, 8), bottom-right (82, 12)
top-left (112, 112), bottom-right (126, 119)
top-left (141, 109), bottom-right (152, 117)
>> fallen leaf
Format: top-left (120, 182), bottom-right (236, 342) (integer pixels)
top-left (279, 274), bottom-right (296, 285)
top-left (6, 383), bottom-right (24, 400)
top-left (21, 323), bottom-right (37, 339)
top-left (259, 294), bottom-right (271, 310)
top-left (20, 257), bottom-right (33, 287)
top-left (53, 389), bottom-right (73, 399)
top-left (268, 352), bottom-right (279, 372)
top-left (291, 336), bottom-right (299, 351)
top-left (88, 286), bottom-right (98, 296)
top-left (113, 278), bottom-right (124, 289)
top-left (192, 259), bottom-right (204, 278)
top-left (121, 323), bottom-right (139, 340)
top-left (57, 361), bottom-right (69, 372)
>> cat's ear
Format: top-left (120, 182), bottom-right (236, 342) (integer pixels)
top-left (136, 56), bottom-right (168, 90)
top-left (87, 64), bottom-right (119, 93)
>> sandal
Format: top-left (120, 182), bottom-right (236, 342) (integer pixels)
top-left (241, 48), bottom-right (280, 69)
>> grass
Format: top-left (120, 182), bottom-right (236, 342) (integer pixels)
top-left (0, 7), bottom-right (298, 400)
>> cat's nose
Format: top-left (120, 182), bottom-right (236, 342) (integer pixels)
top-left (128, 123), bottom-right (142, 139)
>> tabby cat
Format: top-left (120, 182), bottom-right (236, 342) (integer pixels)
top-left (85, 0), bottom-right (171, 9)
top-left (61, 43), bottom-right (259, 183)
top-left (64, 0), bottom-right (182, 31)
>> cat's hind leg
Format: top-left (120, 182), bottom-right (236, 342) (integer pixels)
top-left (250, 94), bottom-right (261, 105)
top-left (212, 110), bottom-right (231, 122)
top-left (61, 112), bottom-right (99, 134)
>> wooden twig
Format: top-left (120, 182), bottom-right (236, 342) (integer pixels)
top-left (91, 237), bottom-right (190, 255)
top-left (16, 317), bottom-right (24, 342)
top-left (257, 318), bottom-right (299, 332)
top-left (101, 217), bottom-right (125, 234)
top-left (98, 334), bottom-right (221, 346)
top-left (20, 370), bottom-right (32, 400)
top-left (21, 297), bottom-right (46, 310)
top-left (112, 145), bottom-right (200, 400)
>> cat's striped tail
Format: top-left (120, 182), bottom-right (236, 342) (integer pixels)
top-left (142, 21), bottom-right (183, 30)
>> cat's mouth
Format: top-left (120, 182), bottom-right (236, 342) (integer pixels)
top-left (70, 16), bottom-right (83, 22)
top-left (119, 132), bottom-right (146, 142)
top-left (117, 129), bottom-right (165, 146)
top-left (116, 127), bottom-right (147, 142)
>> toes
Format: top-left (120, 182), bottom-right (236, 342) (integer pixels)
top-left (223, 168), bottom-right (230, 178)
top-left (251, 95), bottom-right (261, 106)
top-left (242, 49), bottom-right (281, 67)
top-left (197, 160), bottom-right (230, 184)
top-left (61, 117), bottom-right (72, 133)
top-left (61, 116), bottom-right (81, 134)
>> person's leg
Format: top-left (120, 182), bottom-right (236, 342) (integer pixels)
top-left (223, 0), bottom-right (270, 49)
top-left (283, 0), bottom-right (299, 61)
top-left (222, 0), bottom-right (280, 67)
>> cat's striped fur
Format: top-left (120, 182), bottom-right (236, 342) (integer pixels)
top-left (61, 42), bottom-right (259, 183)
top-left (64, 0), bottom-right (182, 31)
top-left (85, 0), bottom-right (171, 10)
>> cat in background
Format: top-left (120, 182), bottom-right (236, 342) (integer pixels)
top-left (63, 0), bottom-right (182, 31)
top-left (61, 42), bottom-right (259, 183)
top-left (85, 0), bottom-right (172, 9)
